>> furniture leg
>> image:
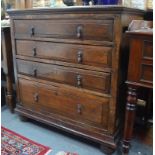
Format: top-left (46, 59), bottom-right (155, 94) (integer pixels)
top-left (6, 76), bottom-right (14, 113)
top-left (19, 115), bottom-right (29, 122)
top-left (100, 144), bottom-right (115, 155)
top-left (145, 89), bottom-right (153, 123)
top-left (122, 86), bottom-right (137, 154)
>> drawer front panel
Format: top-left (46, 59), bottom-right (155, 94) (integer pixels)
top-left (143, 40), bottom-right (153, 59)
top-left (140, 64), bottom-right (153, 83)
top-left (17, 59), bottom-right (111, 94)
top-left (19, 78), bottom-right (109, 128)
top-left (16, 40), bottom-right (112, 68)
top-left (14, 19), bottom-right (114, 42)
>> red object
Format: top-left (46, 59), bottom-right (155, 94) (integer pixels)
top-left (1, 126), bottom-right (52, 155)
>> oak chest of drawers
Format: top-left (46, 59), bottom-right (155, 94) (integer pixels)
top-left (8, 6), bottom-right (144, 153)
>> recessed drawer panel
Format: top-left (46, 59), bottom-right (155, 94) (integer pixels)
top-left (14, 19), bottom-right (114, 42)
top-left (16, 40), bottom-right (112, 68)
top-left (143, 40), bottom-right (153, 59)
top-left (17, 59), bottom-right (111, 94)
top-left (140, 64), bottom-right (153, 83)
top-left (19, 78), bottom-right (109, 128)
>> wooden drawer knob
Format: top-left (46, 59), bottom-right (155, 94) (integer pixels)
top-left (32, 68), bottom-right (37, 77)
top-left (33, 47), bottom-right (37, 56)
top-left (76, 74), bottom-right (82, 87)
top-left (77, 51), bottom-right (83, 63)
top-left (34, 93), bottom-right (39, 102)
top-left (30, 26), bottom-right (35, 36)
top-left (76, 25), bottom-right (83, 39)
top-left (77, 103), bottom-right (82, 114)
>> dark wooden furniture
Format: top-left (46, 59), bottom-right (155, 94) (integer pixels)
top-left (8, 6), bottom-right (144, 154)
top-left (1, 26), bottom-right (15, 112)
top-left (123, 30), bottom-right (153, 154)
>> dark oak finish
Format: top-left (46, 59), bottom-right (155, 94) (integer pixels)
top-left (16, 40), bottom-right (113, 69)
top-left (127, 32), bottom-right (153, 88)
top-left (17, 59), bottom-right (111, 94)
top-left (123, 31), bottom-right (153, 154)
top-left (14, 19), bottom-right (114, 42)
top-left (1, 26), bottom-right (15, 112)
top-left (8, 6), bottom-right (144, 154)
top-left (19, 78), bottom-right (109, 128)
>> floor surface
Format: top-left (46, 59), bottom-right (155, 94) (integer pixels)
top-left (1, 106), bottom-right (153, 155)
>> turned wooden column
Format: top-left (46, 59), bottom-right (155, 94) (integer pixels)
top-left (123, 86), bottom-right (137, 154)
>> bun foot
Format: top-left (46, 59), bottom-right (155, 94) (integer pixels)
top-left (100, 144), bottom-right (115, 155)
top-left (19, 115), bottom-right (29, 122)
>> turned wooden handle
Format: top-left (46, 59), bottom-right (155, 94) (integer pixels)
top-left (77, 51), bottom-right (83, 63)
top-left (77, 103), bottom-right (82, 114)
top-left (76, 26), bottom-right (83, 39)
top-left (76, 74), bottom-right (82, 87)
top-left (30, 26), bottom-right (35, 36)
top-left (33, 68), bottom-right (37, 77)
top-left (34, 93), bottom-right (39, 102)
top-left (33, 47), bottom-right (37, 56)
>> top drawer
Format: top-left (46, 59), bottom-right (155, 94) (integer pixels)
top-left (14, 19), bottom-right (114, 42)
top-left (142, 40), bottom-right (153, 59)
